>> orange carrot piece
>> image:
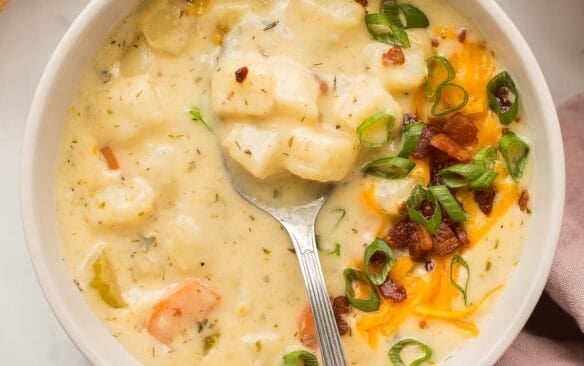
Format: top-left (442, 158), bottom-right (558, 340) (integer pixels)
top-left (147, 279), bottom-right (221, 344)
top-left (100, 146), bottom-right (119, 170)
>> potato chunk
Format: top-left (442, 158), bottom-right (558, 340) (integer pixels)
top-left (300, 0), bottom-right (364, 29)
top-left (285, 127), bottom-right (358, 182)
top-left (334, 76), bottom-right (402, 130)
top-left (270, 56), bottom-right (320, 124)
top-left (96, 75), bottom-right (165, 143)
top-left (211, 53), bottom-right (276, 119)
top-left (223, 124), bottom-right (285, 179)
top-left (374, 177), bottom-right (417, 217)
top-left (142, 4), bottom-right (188, 55)
top-left (85, 177), bottom-right (154, 226)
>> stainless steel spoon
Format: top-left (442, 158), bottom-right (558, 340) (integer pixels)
top-left (223, 160), bottom-right (348, 366)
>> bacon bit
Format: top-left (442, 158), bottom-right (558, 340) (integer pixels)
top-left (354, 0), bottom-right (368, 7)
top-left (518, 189), bottom-right (530, 213)
top-left (432, 222), bottom-right (462, 256)
top-left (382, 46), bottom-right (406, 66)
top-left (425, 261), bottom-right (435, 272)
top-left (336, 317), bottom-right (351, 336)
top-left (431, 38), bottom-right (440, 47)
top-left (100, 146), bottom-right (119, 170)
top-left (496, 86), bottom-right (514, 113)
top-left (332, 296), bottom-right (352, 316)
top-left (419, 319), bottom-right (429, 329)
top-left (318, 79), bottom-right (329, 95)
top-left (454, 224), bottom-right (470, 248)
top-left (430, 153), bottom-right (457, 186)
top-left (417, 225), bottom-right (433, 251)
top-left (430, 133), bottom-right (473, 162)
top-left (386, 220), bottom-right (418, 249)
top-left (403, 113), bottom-right (419, 126)
top-left (458, 28), bottom-right (467, 43)
top-left (379, 277), bottom-right (407, 302)
top-left (443, 113), bottom-right (478, 146)
top-left (474, 187), bottom-right (496, 215)
top-left (411, 126), bottom-right (434, 159)
top-left (235, 66), bottom-right (249, 83)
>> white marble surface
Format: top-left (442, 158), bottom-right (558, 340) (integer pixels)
top-left (0, 0), bottom-right (582, 365)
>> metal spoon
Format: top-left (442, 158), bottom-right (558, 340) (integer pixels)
top-left (223, 159), bottom-right (348, 366)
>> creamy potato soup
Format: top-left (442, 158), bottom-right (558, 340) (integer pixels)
top-left (56, 0), bottom-right (533, 364)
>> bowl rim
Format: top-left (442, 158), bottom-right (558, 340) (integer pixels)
top-left (21, 0), bottom-right (565, 365)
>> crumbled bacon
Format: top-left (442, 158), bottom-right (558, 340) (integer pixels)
top-left (518, 189), bottom-right (530, 213)
top-left (386, 219), bottom-right (418, 249)
top-left (430, 153), bottom-right (457, 186)
top-left (379, 277), bottom-right (407, 303)
top-left (411, 126), bottom-right (434, 159)
top-left (431, 38), bottom-right (440, 47)
top-left (496, 87), bottom-right (514, 113)
top-left (354, 0), bottom-right (368, 6)
top-left (382, 46), bottom-right (406, 66)
top-left (458, 28), bottom-right (467, 43)
top-left (425, 260), bottom-right (435, 272)
top-left (403, 113), bottom-right (419, 126)
top-left (336, 317), bottom-right (351, 336)
top-left (474, 187), bottom-right (496, 215)
top-left (430, 133), bottom-right (473, 162)
top-left (443, 113), bottom-right (478, 146)
top-left (433, 222), bottom-right (465, 256)
top-left (453, 224), bottom-right (470, 248)
top-left (235, 66), bottom-right (248, 83)
top-left (332, 296), bottom-right (352, 316)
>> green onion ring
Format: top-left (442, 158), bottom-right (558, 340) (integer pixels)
top-left (473, 145), bottom-right (497, 170)
top-left (356, 112), bottom-right (395, 148)
top-left (283, 350), bottom-right (319, 366)
top-left (398, 122), bottom-right (424, 158)
top-left (361, 157), bottom-right (416, 179)
top-left (425, 55), bottom-right (455, 98)
top-left (365, 13), bottom-right (410, 48)
top-left (499, 131), bottom-right (529, 182)
top-left (450, 255), bottom-right (471, 306)
top-left (406, 185), bottom-right (442, 234)
top-left (382, 0), bottom-right (430, 29)
top-left (343, 268), bottom-right (381, 312)
top-left (438, 164), bottom-right (498, 191)
top-left (428, 185), bottom-right (468, 223)
top-left (364, 238), bottom-right (395, 285)
top-left (487, 71), bottom-right (520, 125)
top-left (431, 82), bottom-right (469, 116)
top-left (388, 338), bottom-right (433, 366)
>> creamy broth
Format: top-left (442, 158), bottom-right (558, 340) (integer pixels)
top-left (56, 0), bottom-right (532, 364)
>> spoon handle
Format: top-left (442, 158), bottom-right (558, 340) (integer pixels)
top-left (288, 225), bottom-right (348, 366)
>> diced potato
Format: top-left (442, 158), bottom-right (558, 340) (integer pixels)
top-left (223, 124), bottom-right (285, 179)
top-left (285, 127), bottom-right (358, 182)
top-left (120, 35), bottom-right (151, 77)
top-left (300, 0), bottom-right (364, 29)
top-left (206, 3), bottom-right (249, 44)
top-left (364, 42), bottom-right (429, 93)
top-left (270, 56), bottom-right (319, 124)
top-left (166, 215), bottom-right (206, 270)
top-left (407, 29), bottom-right (433, 59)
top-left (333, 76), bottom-right (402, 131)
top-left (141, 145), bottom-right (177, 190)
top-left (90, 249), bottom-right (126, 309)
top-left (142, 4), bottom-right (188, 55)
top-left (374, 177), bottom-right (417, 217)
top-left (85, 177), bottom-right (155, 226)
top-left (96, 75), bottom-right (165, 142)
top-left (211, 53), bottom-right (276, 119)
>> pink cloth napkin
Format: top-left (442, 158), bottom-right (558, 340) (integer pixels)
top-left (497, 94), bottom-right (584, 365)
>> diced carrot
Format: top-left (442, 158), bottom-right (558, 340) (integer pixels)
top-left (147, 279), bottom-right (221, 344)
top-left (430, 133), bottom-right (472, 162)
top-left (100, 146), bottom-right (119, 170)
top-left (298, 305), bottom-right (318, 350)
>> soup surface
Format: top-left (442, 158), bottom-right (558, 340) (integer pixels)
top-left (56, 0), bottom-right (532, 364)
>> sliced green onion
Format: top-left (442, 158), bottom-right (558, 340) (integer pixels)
top-left (365, 13), bottom-right (410, 48)
top-left (487, 71), bottom-right (520, 125)
top-left (431, 83), bottom-right (469, 116)
top-left (425, 56), bottom-right (455, 98)
top-left (364, 239), bottom-right (395, 285)
top-left (406, 185), bottom-right (442, 234)
top-left (389, 339), bottom-right (433, 366)
top-left (333, 208), bottom-right (346, 228)
top-left (450, 255), bottom-right (470, 306)
top-left (361, 157), bottom-right (416, 179)
top-left (473, 146), bottom-right (497, 170)
top-left (343, 268), bottom-right (380, 312)
top-left (357, 112), bottom-right (395, 148)
top-left (330, 243), bottom-right (341, 256)
top-left (382, 0), bottom-right (430, 29)
top-left (439, 164), bottom-right (498, 191)
top-left (283, 350), bottom-right (319, 366)
top-left (428, 185), bottom-right (468, 223)
top-left (398, 122), bottom-right (424, 158)
top-left (189, 107), bottom-right (211, 131)
top-left (499, 132), bottom-right (529, 182)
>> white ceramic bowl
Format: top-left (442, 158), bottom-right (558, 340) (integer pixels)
top-left (21, 0), bottom-right (565, 365)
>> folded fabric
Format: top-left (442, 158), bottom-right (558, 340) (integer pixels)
top-left (497, 94), bottom-right (584, 365)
